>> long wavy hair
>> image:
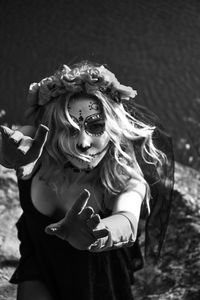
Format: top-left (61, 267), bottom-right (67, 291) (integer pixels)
top-left (27, 61), bottom-right (166, 210)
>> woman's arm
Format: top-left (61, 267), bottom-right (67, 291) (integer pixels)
top-left (89, 179), bottom-right (146, 251)
top-left (113, 178), bottom-right (146, 221)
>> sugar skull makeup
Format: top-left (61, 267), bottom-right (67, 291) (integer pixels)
top-left (65, 94), bottom-right (110, 170)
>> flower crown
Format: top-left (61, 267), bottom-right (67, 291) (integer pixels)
top-left (26, 63), bottom-right (137, 117)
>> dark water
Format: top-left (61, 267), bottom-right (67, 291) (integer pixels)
top-left (0, 0), bottom-right (200, 168)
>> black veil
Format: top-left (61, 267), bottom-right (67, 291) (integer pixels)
top-left (123, 100), bottom-right (174, 266)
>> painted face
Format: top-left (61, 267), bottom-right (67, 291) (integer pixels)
top-left (65, 95), bottom-right (110, 170)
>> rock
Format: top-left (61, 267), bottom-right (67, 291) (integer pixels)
top-left (0, 166), bottom-right (21, 300)
top-left (133, 162), bottom-right (200, 299)
top-left (0, 207), bottom-right (21, 260)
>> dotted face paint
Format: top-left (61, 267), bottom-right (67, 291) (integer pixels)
top-left (65, 95), bottom-right (110, 171)
top-left (69, 113), bottom-right (105, 137)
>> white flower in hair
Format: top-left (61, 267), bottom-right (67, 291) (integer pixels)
top-left (98, 66), bottom-right (137, 101)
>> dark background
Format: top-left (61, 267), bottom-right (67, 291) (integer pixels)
top-left (0, 0), bottom-right (200, 168)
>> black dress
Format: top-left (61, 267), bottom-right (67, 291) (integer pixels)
top-left (10, 175), bottom-right (143, 300)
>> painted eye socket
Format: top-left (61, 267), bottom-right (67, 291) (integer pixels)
top-left (85, 121), bottom-right (105, 135)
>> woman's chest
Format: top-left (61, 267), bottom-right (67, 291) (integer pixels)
top-left (31, 171), bottom-right (105, 218)
top-left (58, 180), bottom-right (104, 213)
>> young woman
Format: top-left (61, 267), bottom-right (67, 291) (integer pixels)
top-left (0, 61), bottom-right (173, 300)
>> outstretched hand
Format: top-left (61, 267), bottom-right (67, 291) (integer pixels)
top-left (0, 124), bottom-right (49, 177)
top-left (45, 189), bottom-right (108, 250)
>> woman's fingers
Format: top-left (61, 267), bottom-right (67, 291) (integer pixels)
top-left (79, 206), bottom-right (94, 220)
top-left (72, 189), bottom-right (90, 214)
top-left (0, 126), bottom-right (29, 147)
top-left (87, 214), bottom-right (101, 230)
top-left (93, 228), bottom-right (109, 239)
top-left (34, 124), bottom-right (49, 147)
top-left (17, 136), bottom-right (33, 154)
top-left (0, 125), bottom-right (14, 140)
top-left (87, 213), bottom-right (109, 238)
top-left (30, 124), bottom-right (49, 157)
top-left (0, 125), bottom-right (13, 136)
top-left (9, 131), bottom-right (24, 143)
top-left (0, 124), bottom-right (48, 172)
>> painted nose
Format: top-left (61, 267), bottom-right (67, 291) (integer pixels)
top-left (77, 144), bottom-right (91, 153)
top-left (76, 130), bottom-right (92, 152)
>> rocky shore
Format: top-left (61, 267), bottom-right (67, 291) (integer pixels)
top-left (0, 163), bottom-right (200, 300)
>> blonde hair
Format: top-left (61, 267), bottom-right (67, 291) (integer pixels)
top-left (27, 61), bottom-right (166, 209)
